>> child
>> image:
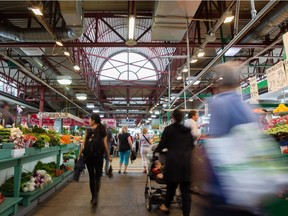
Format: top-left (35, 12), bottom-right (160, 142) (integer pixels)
top-left (152, 160), bottom-right (164, 179)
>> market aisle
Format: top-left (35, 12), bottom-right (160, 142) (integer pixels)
top-left (25, 169), bottom-right (206, 216)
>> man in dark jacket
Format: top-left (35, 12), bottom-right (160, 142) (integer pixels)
top-left (155, 109), bottom-right (194, 216)
top-left (0, 101), bottom-right (14, 127)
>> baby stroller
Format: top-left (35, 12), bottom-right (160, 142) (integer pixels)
top-left (144, 144), bottom-right (182, 212)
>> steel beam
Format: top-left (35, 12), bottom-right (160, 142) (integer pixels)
top-left (0, 42), bottom-right (282, 48)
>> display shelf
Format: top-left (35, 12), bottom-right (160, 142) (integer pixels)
top-left (0, 145), bottom-right (78, 215)
top-left (0, 197), bottom-right (22, 216)
top-left (0, 149), bottom-right (12, 160)
top-left (19, 176), bottom-right (62, 206)
top-left (272, 112), bottom-right (288, 116)
top-left (2, 143), bottom-right (15, 149)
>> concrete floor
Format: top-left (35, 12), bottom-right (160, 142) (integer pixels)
top-left (25, 157), bottom-right (207, 216)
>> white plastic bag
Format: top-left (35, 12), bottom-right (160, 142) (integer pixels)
top-left (205, 123), bottom-right (288, 208)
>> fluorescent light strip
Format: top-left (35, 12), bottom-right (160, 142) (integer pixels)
top-left (128, 16), bottom-right (135, 40)
top-left (30, 7), bottom-right (43, 16)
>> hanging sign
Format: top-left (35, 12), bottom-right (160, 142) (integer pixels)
top-left (283, 32), bottom-right (288, 60)
top-left (249, 76), bottom-right (259, 103)
top-left (284, 59), bottom-right (288, 73)
top-left (266, 61), bottom-right (287, 93)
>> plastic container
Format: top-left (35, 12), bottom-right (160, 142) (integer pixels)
top-left (11, 149), bottom-right (25, 158)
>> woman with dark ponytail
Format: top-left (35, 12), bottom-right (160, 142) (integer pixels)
top-left (77, 113), bottom-right (112, 206)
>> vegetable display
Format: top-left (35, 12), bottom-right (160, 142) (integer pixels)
top-left (0, 172), bottom-right (32, 193)
top-left (0, 192), bottom-right (5, 204)
top-left (21, 170), bottom-right (53, 192)
top-left (0, 128), bottom-right (11, 143)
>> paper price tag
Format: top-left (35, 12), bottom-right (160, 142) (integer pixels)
top-left (249, 76), bottom-right (258, 103)
top-left (266, 61), bottom-right (287, 92)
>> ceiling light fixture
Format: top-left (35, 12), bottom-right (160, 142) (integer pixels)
top-left (55, 40), bottom-right (63, 46)
top-left (73, 65), bottom-right (80, 71)
top-left (29, 7), bottom-right (43, 16)
top-left (182, 66), bottom-right (188, 73)
top-left (188, 98), bottom-right (194, 102)
top-left (86, 103), bottom-right (95, 108)
top-left (128, 16), bottom-right (135, 40)
top-left (151, 114), bottom-right (156, 118)
top-left (64, 51), bottom-right (70, 56)
top-left (100, 114), bottom-right (104, 118)
top-left (197, 48), bottom-right (205, 57)
top-left (76, 93), bottom-right (87, 101)
top-left (177, 75), bottom-right (182, 80)
top-left (57, 76), bottom-right (72, 85)
top-left (92, 109), bottom-right (99, 113)
top-left (190, 56), bottom-right (198, 63)
top-left (224, 11), bottom-right (235, 23)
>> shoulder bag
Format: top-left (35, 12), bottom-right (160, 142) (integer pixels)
top-left (143, 134), bottom-right (151, 145)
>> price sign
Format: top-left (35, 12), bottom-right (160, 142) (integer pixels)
top-left (284, 59), bottom-right (288, 73)
top-left (266, 61), bottom-right (287, 93)
top-left (249, 76), bottom-right (258, 103)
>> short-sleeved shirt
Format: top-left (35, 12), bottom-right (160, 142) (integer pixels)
top-left (118, 133), bottom-right (131, 152)
top-left (140, 134), bottom-right (152, 148)
top-left (209, 91), bottom-right (255, 136)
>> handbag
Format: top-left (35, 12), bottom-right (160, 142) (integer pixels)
top-left (107, 165), bottom-right (113, 178)
top-left (73, 156), bottom-right (85, 182)
top-left (130, 149), bottom-right (137, 163)
top-left (205, 122), bottom-right (288, 209)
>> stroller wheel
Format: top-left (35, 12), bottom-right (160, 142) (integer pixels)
top-left (145, 195), bottom-right (152, 211)
top-left (144, 188), bottom-right (152, 211)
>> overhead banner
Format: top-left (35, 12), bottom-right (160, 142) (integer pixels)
top-left (266, 61), bottom-right (287, 93)
top-left (249, 76), bottom-right (259, 104)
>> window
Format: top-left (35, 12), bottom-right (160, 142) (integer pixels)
top-left (100, 52), bottom-right (157, 81)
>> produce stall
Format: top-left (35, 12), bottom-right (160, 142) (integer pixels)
top-left (0, 144), bottom-right (77, 215)
top-left (0, 123), bottom-right (80, 215)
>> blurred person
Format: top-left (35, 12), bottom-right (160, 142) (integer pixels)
top-left (140, 127), bottom-right (153, 173)
top-left (77, 113), bottom-right (112, 206)
top-left (155, 109), bottom-right (194, 216)
top-left (0, 101), bottom-right (14, 127)
top-left (135, 133), bottom-right (140, 154)
top-left (206, 61), bottom-right (257, 216)
top-left (117, 125), bottom-right (132, 174)
top-left (103, 122), bottom-right (113, 175)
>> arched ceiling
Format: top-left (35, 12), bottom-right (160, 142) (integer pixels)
top-left (0, 0), bottom-right (287, 126)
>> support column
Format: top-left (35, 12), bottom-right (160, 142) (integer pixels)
top-left (39, 86), bottom-right (45, 127)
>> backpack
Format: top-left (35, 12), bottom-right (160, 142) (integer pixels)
top-left (83, 126), bottom-right (104, 158)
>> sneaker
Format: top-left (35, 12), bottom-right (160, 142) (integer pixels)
top-left (143, 170), bottom-right (147, 173)
top-left (118, 170), bottom-right (121, 174)
top-left (123, 171), bottom-right (128, 174)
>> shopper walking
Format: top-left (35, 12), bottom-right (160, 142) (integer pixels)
top-left (155, 109), bottom-right (194, 216)
top-left (206, 61), bottom-right (256, 216)
top-left (117, 125), bottom-right (132, 174)
top-left (140, 128), bottom-right (153, 173)
top-left (77, 113), bottom-right (112, 206)
top-left (0, 101), bottom-right (14, 127)
top-left (134, 133), bottom-right (140, 154)
top-left (103, 121), bottom-right (113, 175)
top-left (184, 110), bottom-right (201, 141)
